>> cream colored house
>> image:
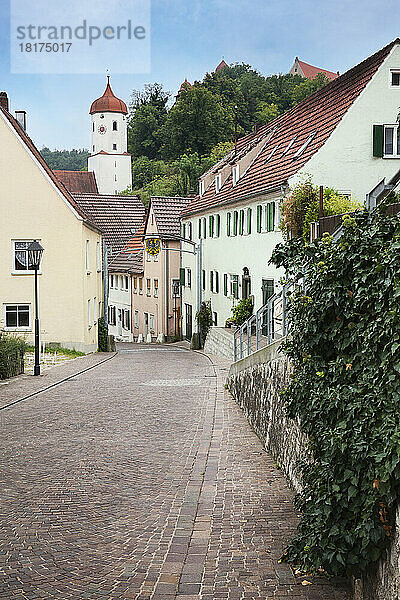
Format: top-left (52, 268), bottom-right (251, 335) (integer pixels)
top-left (0, 93), bottom-right (103, 353)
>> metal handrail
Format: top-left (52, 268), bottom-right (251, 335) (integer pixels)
top-left (234, 286), bottom-right (289, 362)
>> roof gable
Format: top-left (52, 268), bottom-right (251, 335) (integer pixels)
top-left (53, 170), bottom-right (98, 194)
top-left (148, 196), bottom-right (193, 238)
top-left (182, 39), bottom-right (399, 217)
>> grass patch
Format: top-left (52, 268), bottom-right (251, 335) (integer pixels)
top-left (24, 345), bottom-right (85, 357)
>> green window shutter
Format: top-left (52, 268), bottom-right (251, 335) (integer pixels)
top-left (247, 208), bottom-right (252, 234)
top-left (202, 270), bottom-right (206, 290)
top-left (271, 202), bottom-right (275, 231)
top-left (216, 214), bottom-right (220, 237)
top-left (198, 219), bottom-right (202, 238)
top-left (233, 211), bottom-right (238, 235)
top-left (373, 125), bottom-right (384, 157)
top-left (266, 203), bottom-right (275, 232)
top-left (215, 272), bottom-right (219, 293)
top-left (203, 218), bottom-right (206, 239)
top-left (239, 210), bottom-right (244, 235)
top-left (227, 213), bottom-right (231, 236)
top-left (189, 222), bottom-right (192, 240)
top-left (209, 216), bottom-right (213, 237)
top-left (180, 268), bottom-right (185, 286)
top-left (234, 277), bottom-right (239, 299)
top-left (257, 205), bottom-right (262, 232)
top-left (210, 270), bottom-right (214, 292)
top-left (224, 274), bottom-right (228, 296)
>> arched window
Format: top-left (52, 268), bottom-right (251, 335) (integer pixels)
top-left (113, 121), bottom-right (117, 131)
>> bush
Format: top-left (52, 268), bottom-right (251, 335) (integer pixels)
top-left (231, 297), bottom-right (254, 325)
top-left (270, 208), bottom-right (400, 576)
top-left (0, 333), bottom-right (26, 379)
top-left (98, 317), bottom-right (108, 352)
top-left (196, 301), bottom-right (213, 347)
top-left (280, 177), bottom-right (363, 241)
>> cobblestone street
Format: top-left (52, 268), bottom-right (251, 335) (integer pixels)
top-left (0, 347), bottom-right (351, 600)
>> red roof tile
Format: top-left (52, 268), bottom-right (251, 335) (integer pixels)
top-left (182, 39), bottom-right (398, 218)
top-left (215, 60), bottom-right (228, 72)
top-left (72, 193), bottom-right (145, 253)
top-left (297, 59), bottom-right (338, 81)
top-left (150, 196), bottom-right (193, 237)
top-left (53, 170), bottom-right (98, 194)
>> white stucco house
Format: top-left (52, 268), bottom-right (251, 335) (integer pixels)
top-left (180, 38), bottom-right (400, 340)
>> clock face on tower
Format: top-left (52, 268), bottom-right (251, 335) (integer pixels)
top-left (98, 124), bottom-right (107, 134)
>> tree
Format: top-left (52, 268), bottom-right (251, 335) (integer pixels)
top-left (160, 85), bottom-right (234, 160)
top-left (291, 73), bottom-right (331, 105)
top-left (128, 83), bottom-right (170, 160)
top-left (40, 147), bottom-right (89, 170)
top-left (255, 102), bottom-right (280, 125)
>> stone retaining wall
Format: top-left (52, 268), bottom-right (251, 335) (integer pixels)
top-left (227, 340), bottom-right (400, 599)
top-left (204, 327), bottom-right (235, 361)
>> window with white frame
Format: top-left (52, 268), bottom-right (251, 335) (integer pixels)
top-left (88, 299), bottom-right (92, 328)
top-left (391, 70), bottom-right (400, 87)
top-left (154, 279), bottom-right (159, 297)
top-left (146, 278), bottom-right (151, 296)
top-left (229, 275), bottom-right (239, 299)
top-left (123, 309), bottom-right (130, 330)
top-left (109, 274), bottom-right (114, 288)
top-left (108, 305), bottom-right (116, 326)
top-left (215, 174), bottom-right (222, 193)
top-left (133, 277), bottom-right (137, 293)
top-left (232, 164), bottom-right (240, 186)
top-left (187, 268), bottom-right (192, 288)
top-left (96, 242), bottom-right (101, 271)
top-left (4, 304), bottom-right (30, 330)
top-left (86, 240), bottom-right (90, 273)
top-left (134, 310), bottom-right (139, 328)
top-left (384, 124), bottom-right (400, 157)
top-left (124, 276), bottom-right (129, 290)
top-left (139, 278), bottom-right (143, 294)
top-left (149, 314), bottom-right (155, 332)
top-left (188, 222), bottom-right (193, 240)
top-left (12, 241), bottom-right (38, 272)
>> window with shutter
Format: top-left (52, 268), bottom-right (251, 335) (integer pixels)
top-left (247, 208), bottom-right (252, 234)
top-left (198, 219), bottom-right (202, 238)
top-left (203, 218), bottom-right (207, 239)
top-left (215, 271), bottom-right (219, 293)
top-left (216, 214), bottom-right (220, 237)
top-left (202, 270), bottom-right (206, 290)
top-left (224, 274), bottom-right (228, 296)
top-left (373, 125), bottom-right (384, 157)
top-left (227, 213), bottom-right (231, 236)
top-left (233, 211), bottom-right (238, 236)
top-left (257, 205), bottom-right (262, 232)
top-left (239, 210), bottom-right (244, 235)
top-left (180, 268), bottom-right (185, 286)
top-left (210, 271), bottom-right (214, 292)
top-left (209, 215), bottom-right (214, 237)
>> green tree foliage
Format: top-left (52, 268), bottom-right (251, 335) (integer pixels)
top-left (40, 147), bottom-right (89, 170)
top-left (291, 72), bottom-right (332, 105)
top-left (160, 85), bottom-right (234, 160)
top-left (280, 178), bottom-right (363, 241)
top-left (127, 83), bottom-right (170, 159)
top-left (254, 102), bottom-right (280, 125)
top-left (271, 208), bottom-right (400, 576)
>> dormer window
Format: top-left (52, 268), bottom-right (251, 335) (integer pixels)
top-left (391, 70), bottom-right (400, 87)
top-left (293, 132), bottom-right (317, 160)
top-left (199, 180), bottom-right (205, 196)
top-left (215, 174), bottom-right (222, 193)
top-left (232, 164), bottom-right (240, 186)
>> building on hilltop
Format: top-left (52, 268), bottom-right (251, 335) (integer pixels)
top-left (289, 57), bottom-right (339, 80)
top-left (180, 38), bottom-right (400, 340)
top-left (88, 76), bottom-right (132, 195)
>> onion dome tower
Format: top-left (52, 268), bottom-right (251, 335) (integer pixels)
top-left (88, 76), bottom-right (132, 195)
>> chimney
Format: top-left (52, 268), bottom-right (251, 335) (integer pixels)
top-left (0, 92), bottom-right (9, 111)
top-left (15, 110), bottom-right (27, 131)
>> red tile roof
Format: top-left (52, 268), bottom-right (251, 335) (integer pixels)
top-left (72, 193), bottom-right (145, 253)
top-left (215, 60), bottom-right (228, 72)
top-left (150, 196), bottom-right (193, 237)
top-left (182, 39), bottom-right (398, 218)
top-left (109, 248), bottom-right (144, 274)
top-left (297, 59), bottom-right (339, 81)
top-left (90, 77), bottom-right (128, 115)
top-left (123, 222), bottom-right (146, 252)
top-left (0, 105), bottom-right (100, 231)
top-left (53, 170), bottom-right (98, 194)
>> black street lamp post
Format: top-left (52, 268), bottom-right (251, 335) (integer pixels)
top-left (28, 240), bottom-right (44, 376)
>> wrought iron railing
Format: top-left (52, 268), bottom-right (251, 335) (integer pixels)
top-left (233, 286), bottom-right (289, 362)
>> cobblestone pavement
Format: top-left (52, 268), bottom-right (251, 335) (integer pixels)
top-left (0, 345), bottom-right (351, 599)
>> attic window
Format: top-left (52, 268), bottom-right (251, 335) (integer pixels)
top-left (232, 164), bottom-right (240, 186)
top-left (293, 131), bottom-right (317, 160)
top-left (282, 136), bottom-right (298, 157)
top-left (199, 180), bottom-right (205, 196)
top-left (264, 146), bottom-right (279, 164)
top-left (391, 70), bottom-right (400, 86)
top-left (215, 174), bottom-right (222, 193)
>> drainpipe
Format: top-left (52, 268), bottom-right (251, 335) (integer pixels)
top-left (165, 241), bottom-right (169, 338)
top-left (103, 242), bottom-right (109, 326)
top-left (196, 238), bottom-right (202, 333)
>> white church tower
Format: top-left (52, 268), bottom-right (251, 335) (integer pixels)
top-left (88, 76), bottom-right (132, 195)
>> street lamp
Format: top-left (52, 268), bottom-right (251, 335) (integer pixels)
top-left (28, 240), bottom-right (44, 376)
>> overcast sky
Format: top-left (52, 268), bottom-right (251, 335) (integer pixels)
top-left (0, 0), bottom-right (398, 150)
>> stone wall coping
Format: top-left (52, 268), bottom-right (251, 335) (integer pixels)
top-left (228, 338), bottom-right (285, 377)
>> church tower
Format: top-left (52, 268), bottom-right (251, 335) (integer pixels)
top-left (88, 77), bottom-right (132, 195)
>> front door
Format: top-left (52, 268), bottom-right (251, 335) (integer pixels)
top-left (117, 309), bottom-right (123, 336)
top-left (185, 304), bottom-right (192, 340)
top-left (261, 279), bottom-right (274, 336)
top-left (144, 312), bottom-right (149, 336)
